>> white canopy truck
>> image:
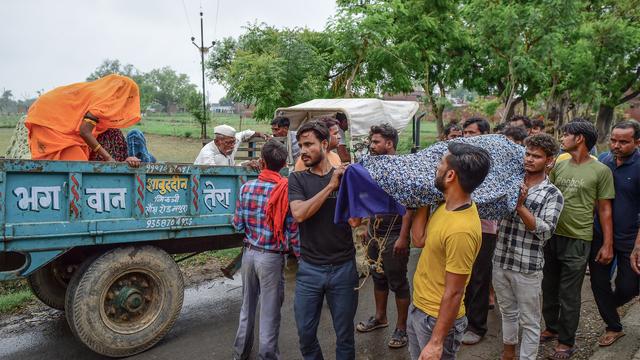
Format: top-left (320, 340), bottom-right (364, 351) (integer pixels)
top-left (275, 98), bottom-right (421, 162)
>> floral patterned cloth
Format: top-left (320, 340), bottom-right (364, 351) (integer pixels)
top-left (90, 128), bottom-right (128, 162)
top-left (359, 134), bottom-right (525, 220)
top-left (5, 115), bottom-right (31, 159)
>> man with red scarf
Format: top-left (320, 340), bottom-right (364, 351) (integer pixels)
top-left (232, 139), bottom-right (298, 360)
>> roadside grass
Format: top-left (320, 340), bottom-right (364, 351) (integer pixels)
top-left (0, 279), bottom-right (34, 314)
top-left (176, 248), bottom-right (241, 267)
top-left (0, 290), bottom-right (34, 313)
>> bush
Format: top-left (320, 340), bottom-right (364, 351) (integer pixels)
top-left (184, 131), bottom-right (192, 138)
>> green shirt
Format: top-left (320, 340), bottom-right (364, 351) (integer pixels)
top-left (550, 158), bottom-right (615, 241)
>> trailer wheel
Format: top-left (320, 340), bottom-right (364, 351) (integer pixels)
top-left (27, 261), bottom-right (73, 310)
top-left (65, 256), bottom-right (98, 339)
top-left (66, 246), bottom-right (184, 358)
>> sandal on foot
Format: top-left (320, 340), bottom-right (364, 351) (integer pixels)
top-left (548, 347), bottom-right (577, 360)
top-left (598, 331), bottom-right (625, 347)
top-left (539, 332), bottom-right (558, 343)
top-left (388, 328), bottom-right (408, 348)
top-left (356, 316), bottom-right (388, 333)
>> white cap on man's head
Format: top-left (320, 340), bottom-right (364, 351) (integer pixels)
top-left (214, 124), bottom-right (236, 137)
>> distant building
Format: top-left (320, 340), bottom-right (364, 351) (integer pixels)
top-left (211, 105), bottom-right (235, 114)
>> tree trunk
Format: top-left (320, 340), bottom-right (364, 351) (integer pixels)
top-left (344, 40), bottom-right (368, 98)
top-left (424, 90), bottom-right (444, 138)
top-left (435, 104), bottom-right (445, 137)
top-left (522, 98), bottom-right (528, 116)
top-left (421, 64), bottom-right (446, 138)
top-left (501, 81), bottom-right (519, 123)
top-left (344, 59), bottom-right (361, 98)
top-left (503, 96), bottom-right (522, 123)
top-left (501, 59), bottom-right (518, 123)
top-left (596, 104), bottom-right (614, 145)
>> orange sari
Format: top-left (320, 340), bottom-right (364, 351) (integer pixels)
top-left (26, 74), bottom-right (141, 160)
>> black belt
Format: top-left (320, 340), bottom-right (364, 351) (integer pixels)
top-left (244, 243), bottom-right (287, 255)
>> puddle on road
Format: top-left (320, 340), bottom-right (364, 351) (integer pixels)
top-left (0, 275), bottom-right (246, 358)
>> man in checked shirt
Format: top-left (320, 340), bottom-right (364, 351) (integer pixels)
top-left (492, 134), bottom-right (564, 360)
top-left (232, 139), bottom-right (299, 360)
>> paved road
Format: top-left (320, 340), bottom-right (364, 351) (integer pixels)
top-left (0, 249), bottom-right (507, 360)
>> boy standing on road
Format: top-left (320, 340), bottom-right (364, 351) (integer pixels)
top-left (408, 142), bottom-right (491, 360)
top-left (289, 121), bottom-right (358, 360)
top-left (232, 139), bottom-right (299, 360)
top-left (542, 120), bottom-right (615, 359)
top-left (493, 134), bottom-right (564, 360)
top-left (590, 121), bottom-right (640, 347)
top-left (355, 124), bottom-right (413, 349)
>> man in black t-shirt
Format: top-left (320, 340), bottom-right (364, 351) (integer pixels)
top-left (289, 121), bottom-right (358, 360)
top-left (353, 124), bottom-right (412, 349)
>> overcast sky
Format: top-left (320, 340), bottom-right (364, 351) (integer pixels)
top-left (0, 0), bottom-right (336, 102)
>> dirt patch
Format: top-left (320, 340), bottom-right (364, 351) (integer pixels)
top-left (179, 256), bottom-right (229, 288)
top-left (143, 133), bottom-right (204, 163)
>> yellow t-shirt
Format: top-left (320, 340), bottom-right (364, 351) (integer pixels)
top-left (556, 152), bottom-right (597, 163)
top-left (413, 203), bottom-right (482, 319)
top-left (294, 151), bottom-right (342, 171)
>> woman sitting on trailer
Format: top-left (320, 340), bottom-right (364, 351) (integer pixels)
top-left (26, 74), bottom-right (141, 162)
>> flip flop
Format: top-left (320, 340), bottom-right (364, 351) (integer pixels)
top-left (356, 316), bottom-right (388, 333)
top-left (598, 332), bottom-right (625, 347)
top-left (540, 332), bottom-right (558, 343)
top-left (388, 328), bottom-right (408, 349)
top-left (548, 347), bottom-right (577, 360)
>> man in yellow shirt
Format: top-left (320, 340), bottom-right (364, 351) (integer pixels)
top-left (408, 142), bottom-right (491, 360)
top-left (294, 117), bottom-right (343, 171)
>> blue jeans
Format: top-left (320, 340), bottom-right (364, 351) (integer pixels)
top-left (294, 259), bottom-right (359, 360)
top-left (407, 305), bottom-right (467, 360)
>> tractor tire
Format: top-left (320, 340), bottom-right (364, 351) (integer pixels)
top-left (65, 246), bottom-right (184, 358)
top-left (65, 256), bottom-right (98, 339)
top-left (27, 262), bottom-right (71, 310)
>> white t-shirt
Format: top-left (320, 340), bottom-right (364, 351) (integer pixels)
top-left (194, 130), bottom-right (255, 166)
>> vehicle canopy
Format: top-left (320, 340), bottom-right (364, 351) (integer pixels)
top-left (274, 98), bottom-right (419, 160)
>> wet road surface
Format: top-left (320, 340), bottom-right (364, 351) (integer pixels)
top-left (0, 249), bottom-right (504, 360)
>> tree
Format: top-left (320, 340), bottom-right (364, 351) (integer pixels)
top-left (143, 67), bottom-right (198, 114)
top-left (207, 24), bottom-right (331, 120)
top-left (185, 89), bottom-right (208, 138)
top-left (0, 89), bottom-right (14, 114)
top-left (463, 0), bottom-right (581, 123)
top-left (578, 1), bottom-right (640, 143)
top-left (392, 0), bottom-right (470, 136)
top-left (218, 95), bottom-right (234, 107)
top-left (326, 1), bottom-right (410, 98)
top-left (87, 59), bottom-right (140, 81)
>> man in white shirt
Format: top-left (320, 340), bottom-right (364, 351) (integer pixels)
top-left (194, 124), bottom-right (267, 166)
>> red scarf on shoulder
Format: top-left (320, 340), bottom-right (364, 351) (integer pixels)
top-left (259, 169), bottom-right (289, 247)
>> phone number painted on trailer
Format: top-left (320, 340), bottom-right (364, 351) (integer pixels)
top-left (146, 217), bottom-right (194, 228)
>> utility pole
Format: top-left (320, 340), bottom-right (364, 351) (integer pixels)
top-left (191, 11), bottom-right (215, 140)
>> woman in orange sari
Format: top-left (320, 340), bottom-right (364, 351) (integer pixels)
top-left (26, 74), bottom-right (141, 161)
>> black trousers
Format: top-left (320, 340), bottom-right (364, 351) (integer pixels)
top-left (589, 237), bottom-right (640, 332)
top-left (542, 235), bottom-right (590, 347)
top-left (464, 232), bottom-right (497, 337)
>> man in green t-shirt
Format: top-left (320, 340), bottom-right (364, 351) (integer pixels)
top-left (541, 120), bottom-right (615, 359)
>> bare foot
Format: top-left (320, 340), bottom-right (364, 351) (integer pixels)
top-left (501, 344), bottom-right (516, 360)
